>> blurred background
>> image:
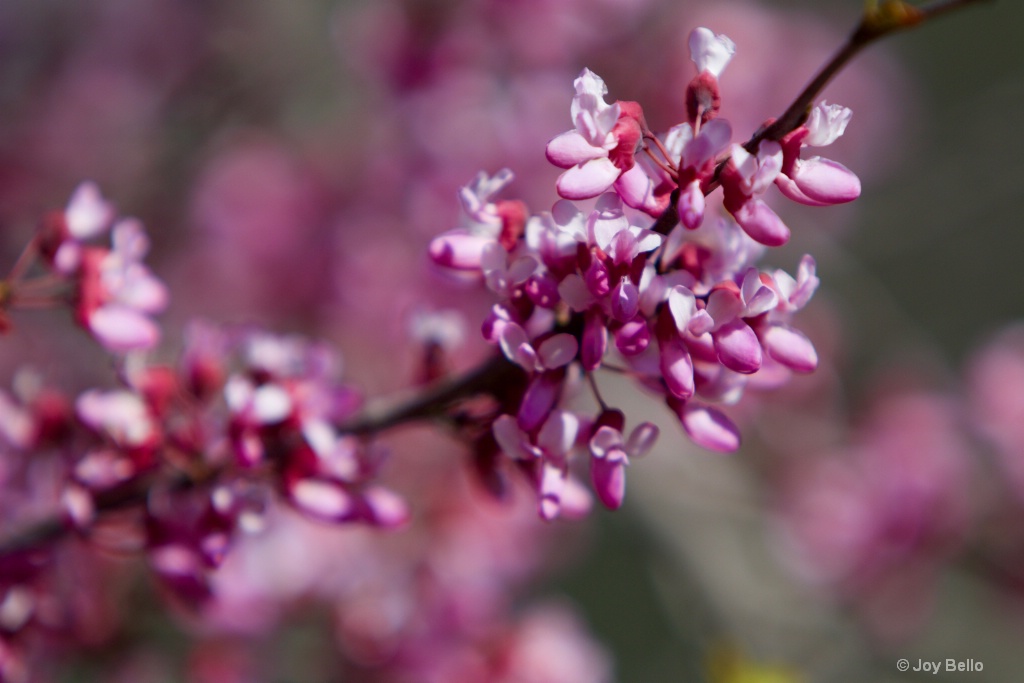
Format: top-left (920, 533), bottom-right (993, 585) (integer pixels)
top-left (1, 0), bottom-right (1022, 681)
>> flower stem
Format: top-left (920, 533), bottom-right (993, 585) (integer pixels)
top-left (751, 0), bottom-right (993, 149)
top-left (338, 353), bottom-right (520, 435)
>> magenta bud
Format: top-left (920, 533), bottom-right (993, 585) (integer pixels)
top-left (584, 258), bottom-right (610, 298)
top-left (517, 370), bottom-right (564, 434)
top-left (678, 179), bottom-right (705, 230)
top-left (581, 310), bottom-right (608, 371)
top-left (730, 198), bottom-right (790, 247)
top-left (671, 400), bottom-right (740, 453)
top-left (712, 319), bottom-right (762, 374)
top-left (591, 452), bottom-right (627, 510)
top-left (659, 335), bottom-right (695, 400)
top-left (615, 319), bottom-right (650, 356)
top-left (761, 324), bottom-right (818, 373)
top-left (427, 232), bottom-right (490, 270)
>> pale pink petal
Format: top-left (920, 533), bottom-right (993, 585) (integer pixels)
top-left (732, 142), bottom-right (783, 194)
top-left (589, 209), bottom-right (628, 253)
top-left (790, 157), bottom-right (861, 205)
top-left (706, 287), bottom-right (743, 329)
top-left (459, 168), bottom-right (514, 216)
top-left (507, 255), bottom-right (539, 284)
top-left (688, 27), bottom-right (736, 77)
top-left (428, 232), bottom-right (492, 270)
top-left (362, 486), bottom-right (410, 529)
top-left (663, 124), bottom-right (692, 163)
top-left (0, 393), bottom-right (33, 449)
top-left (615, 319), bottom-right (650, 356)
top-left (793, 255), bottom-right (820, 309)
top-left (539, 461), bottom-right (567, 521)
top-left (668, 285), bottom-right (697, 332)
top-left (479, 241), bottom-right (508, 274)
top-left (632, 228), bottom-right (663, 254)
top-left (609, 229), bottom-right (639, 266)
top-left (252, 384), bottom-right (292, 424)
top-left (774, 173), bottom-right (831, 207)
top-left (150, 544), bottom-right (201, 577)
top-left (688, 309), bottom-right (715, 337)
top-left (111, 219), bottom-right (150, 260)
top-left (626, 423), bottom-right (659, 457)
top-left (614, 164), bottom-right (653, 210)
top-left (493, 414), bottom-right (537, 460)
top-left (557, 274), bottom-right (594, 312)
top-left (65, 182), bottom-right (114, 239)
top-left (558, 476), bottom-right (594, 519)
top-left (741, 269), bottom-right (778, 316)
top-left (53, 242), bottom-right (82, 274)
top-left (546, 131), bottom-right (608, 168)
top-left (498, 323), bottom-right (538, 370)
top-left (805, 102), bottom-right (852, 147)
top-left (74, 448), bottom-right (134, 489)
top-left (660, 336), bottom-right (694, 400)
top-left (589, 426), bottom-right (623, 458)
top-left (678, 179), bottom-right (705, 230)
top-left (610, 276), bottom-right (639, 322)
top-left (762, 325), bottom-right (818, 373)
top-left (556, 158), bottom-right (620, 200)
top-left (591, 451), bottom-right (627, 510)
top-left (683, 118), bottom-right (732, 169)
top-left (537, 410), bottom-right (580, 457)
top-left (537, 334), bottom-right (578, 369)
top-left (290, 478), bottom-right (354, 522)
top-left (118, 266), bottom-right (169, 312)
top-left (731, 198), bottom-right (790, 247)
top-left (88, 305), bottom-right (160, 351)
top-left (679, 403), bottom-right (740, 453)
top-left (62, 485), bottom-right (95, 529)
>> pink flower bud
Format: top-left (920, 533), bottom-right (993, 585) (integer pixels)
top-left (712, 319), bottom-right (762, 374)
top-left (673, 401), bottom-right (740, 453)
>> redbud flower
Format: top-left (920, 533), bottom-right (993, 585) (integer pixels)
top-left (546, 69), bottom-right (647, 200)
top-left (40, 181), bottom-right (115, 274)
top-left (428, 169), bottom-right (518, 271)
top-left (721, 141), bottom-right (790, 246)
top-left (775, 101), bottom-right (861, 206)
top-left (76, 219), bottom-right (169, 352)
top-left (685, 27), bottom-right (735, 125)
top-left (589, 416), bottom-right (658, 510)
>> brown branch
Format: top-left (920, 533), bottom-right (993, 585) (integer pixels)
top-left (751, 0), bottom-right (993, 150)
top-left (0, 354), bottom-right (520, 558)
top-left (0, 471), bottom-right (186, 558)
top-left (337, 353), bottom-right (520, 435)
top-left (697, 0), bottom-right (993, 196)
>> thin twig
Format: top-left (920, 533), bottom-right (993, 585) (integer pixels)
top-left (699, 0), bottom-right (993, 195)
top-left (337, 353), bottom-right (520, 435)
top-left (753, 0), bottom-right (992, 148)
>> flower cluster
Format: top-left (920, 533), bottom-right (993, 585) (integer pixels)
top-left (33, 183), bottom-right (169, 352)
top-left (430, 27), bottom-right (854, 519)
top-left (0, 312), bottom-right (414, 674)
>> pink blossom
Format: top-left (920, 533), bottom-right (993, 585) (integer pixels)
top-left (775, 101), bottom-right (861, 205)
top-left (588, 413), bottom-right (658, 510)
top-left (721, 141), bottom-right (790, 246)
top-left (546, 69), bottom-right (646, 200)
top-left (429, 169), bottom-right (524, 271)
